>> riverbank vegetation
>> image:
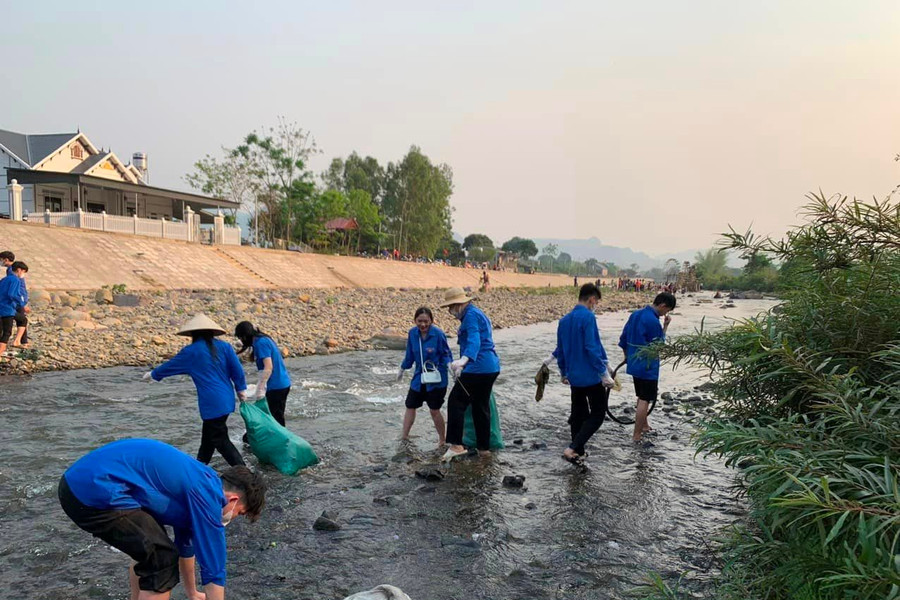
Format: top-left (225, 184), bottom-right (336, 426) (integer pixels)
top-left (642, 192), bottom-right (899, 600)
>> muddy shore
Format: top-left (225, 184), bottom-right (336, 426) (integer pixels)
top-left (5, 287), bottom-right (653, 375)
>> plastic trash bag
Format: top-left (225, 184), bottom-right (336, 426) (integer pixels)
top-left (462, 391), bottom-right (504, 449)
top-left (343, 585), bottom-right (412, 600)
top-left (240, 398), bottom-right (319, 475)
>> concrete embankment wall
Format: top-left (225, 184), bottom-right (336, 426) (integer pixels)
top-left (1, 220), bottom-right (575, 291)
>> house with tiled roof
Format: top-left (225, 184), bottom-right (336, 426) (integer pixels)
top-left (0, 128), bottom-right (238, 222)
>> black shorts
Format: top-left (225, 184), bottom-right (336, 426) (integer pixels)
top-left (0, 316), bottom-right (13, 344)
top-left (405, 386), bottom-right (447, 410)
top-left (633, 377), bottom-right (659, 404)
top-left (58, 476), bottom-right (180, 593)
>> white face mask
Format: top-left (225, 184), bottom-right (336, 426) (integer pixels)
top-left (221, 500), bottom-right (238, 526)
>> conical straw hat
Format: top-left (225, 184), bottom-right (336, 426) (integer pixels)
top-left (176, 314), bottom-right (227, 336)
top-left (439, 287), bottom-right (476, 308)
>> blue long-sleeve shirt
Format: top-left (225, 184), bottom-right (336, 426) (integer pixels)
top-left (63, 439), bottom-right (229, 587)
top-left (0, 273), bottom-right (24, 317)
top-left (152, 339), bottom-right (247, 420)
top-left (618, 305), bottom-right (665, 380)
top-left (401, 325), bottom-right (453, 391)
top-left (554, 304), bottom-right (609, 387)
top-left (456, 304), bottom-right (501, 374)
top-left (252, 336), bottom-right (290, 391)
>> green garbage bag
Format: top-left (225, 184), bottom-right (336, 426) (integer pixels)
top-left (462, 391), bottom-right (504, 449)
top-left (240, 398), bottom-right (319, 475)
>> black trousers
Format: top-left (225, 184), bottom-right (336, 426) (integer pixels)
top-left (266, 386), bottom-right (290, 427)
top-left (0, 316), bottom-right (13, 344)
top-left (446, 372), bottom-right (499, 451)
top-left (14, 310), bottom-right (27, 344)
top-left (568, 383), bottom-right (608, 455)
top-left (58, 477), bottom-right (180, 593)
top-left (198, 414), bottom-right (245, 466)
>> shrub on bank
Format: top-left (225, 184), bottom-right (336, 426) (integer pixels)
top-left (646, 193), bottom-right (900, 600)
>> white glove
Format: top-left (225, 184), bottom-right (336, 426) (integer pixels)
top-left (397, 367), bottom-right (405, 381)
top-left (601, 369), bottom-right (615, 388)
top-left (450, 357), bottom-right (469, 377)
top-left (255, 383), bottom-right (266, 399)
top-left (542, 353), bottom-right (556, 367)
top-left (142, 371), bottom-right (153, 382)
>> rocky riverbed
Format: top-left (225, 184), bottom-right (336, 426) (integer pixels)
top-left (3, 287), bottom-right (653, 375)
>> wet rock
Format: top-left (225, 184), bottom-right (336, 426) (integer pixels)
top-left (313, 510), bottom-right (341, 531)
top-left (685, 395), bottom-right (703, 403)
top-left (661, 391), bottom-right (673, 401)
top-left (113, 294), bottom-right (141, 307)
top-left (415, 484), bottom-right (437, 494)
top-left (512, 438), bottom-right (524, 445)
top-left (524, 501), bottom-right (537, 510)
top-left (371, 464), bottom-right (387, 473)
top-left (694, 381), bottom-right (716, 392)
top-left (530, 442), bottom-right (547, 450)
top-left (502, 475), bottom-right (526, 488)
top-left (662, 398), bottom-right (675, 406)
top-left (622, 407), bottom-right (634, 415)
top-left (662, 407), bottom-right (676, 413)
top-left (373, 495), bottom-right (401, 507)
top-left (440, 534), bottom-right (481, 549)
top-left (415, 467), bottom-right (445, 482)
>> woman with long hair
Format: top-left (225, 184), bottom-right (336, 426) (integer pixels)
top-left (234, 321), bottom-right (292, 429)
top-left (398, 307), bottom-right (452, 447)
top-left (144, 314), bottom-right (247, 466)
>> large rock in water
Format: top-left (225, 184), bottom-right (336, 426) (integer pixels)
top-left (728, 290), bottom-right (764, 300)
top-left (343, 586), bottom-right (412, 600)
top-left (367, 327), bottom-right (407, 350)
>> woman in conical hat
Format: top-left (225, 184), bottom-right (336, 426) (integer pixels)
top-left (143, 314), bottom-right (248, 466)
top-left (438, 287), bottom-right (501, 462)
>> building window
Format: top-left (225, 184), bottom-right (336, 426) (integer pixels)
top-left (44, 196), bottom-right (63, 212)
top-left (71, 145), bottom-right (83, 160)
top-left (86, 202), bottom-right (105, 213)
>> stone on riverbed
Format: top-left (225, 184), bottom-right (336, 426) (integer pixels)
top-left (313, 510), bottom-right (341, 531)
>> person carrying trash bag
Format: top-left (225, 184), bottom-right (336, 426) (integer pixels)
top-left (144, 314), bottom-right (247, 467)
top-left (439, 287), bottom-right (501, 462)
top-left (239, 390), bottom-right (319, 475)
top-left (462, 391), bottom-right (504, 450)
top-left (234, 321), bottom-right (292, 440)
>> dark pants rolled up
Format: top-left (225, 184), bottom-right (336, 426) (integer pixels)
top-left (14, 310), bottom-right (27, 344)
top-left (446, 372), bottom-right (499, 451)
top-left (568, 383), bottom-right (608, 455)
top-left (58, 476), bottom-right (180, 593)
top-left (198, 414), bottom-right (245, 466)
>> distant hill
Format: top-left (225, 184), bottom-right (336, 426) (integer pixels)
top-left (532, 237), bottom-right (658, 269)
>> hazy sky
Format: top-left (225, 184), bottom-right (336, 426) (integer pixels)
top-left (4, 1), bottom-right (899, 255)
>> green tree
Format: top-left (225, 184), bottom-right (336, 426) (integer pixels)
top-left (184, 150), bottom-right (258, 242)
top-left (501, 237), bottom-right (539, 259)
top-left (693, 248), bottom-right (731, 289)
top-left (541, 244), bottom-right (559, 272)
top-left (346, 189), bottom-right (381, 252)
top-left (435, 236), bottom-right (465, 264)
top-left (463, 233), bottom-right (496, 264)
top-left (382, 146), bottom-right (453, 256)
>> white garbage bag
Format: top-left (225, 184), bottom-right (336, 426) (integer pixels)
top-left (343, 585), bottom-right (412, 600)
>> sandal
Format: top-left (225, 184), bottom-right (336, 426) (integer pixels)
top-left (441, 447), bottom-right (468, 463)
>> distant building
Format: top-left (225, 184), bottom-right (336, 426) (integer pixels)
top-left (0, 128), bottom-right (237, 221)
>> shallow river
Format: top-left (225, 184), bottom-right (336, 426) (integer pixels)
top-left (0, 293), bottom-right (775, 600)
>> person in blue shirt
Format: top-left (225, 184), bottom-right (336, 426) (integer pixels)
top-left (234, 321), bottom-right (292, 430)
top-left (618, 292), bottom-right (676, 442)
top-left (58, 438), bottom-right (266, 600)
top-left (552, 283), bottom-right (615, 464)
top-left (144, 314), bottom-right (248, 466)
top-left (397, 307), bottom-right (453, 447)
top-left (0, 261), bottom-right (27, 360)
top-left (439, 288), bottom-right (501, 461)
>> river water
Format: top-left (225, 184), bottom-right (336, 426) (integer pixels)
top-left (0, 293), bottom-right (775, 600)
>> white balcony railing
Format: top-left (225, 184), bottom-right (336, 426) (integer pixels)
top-left (26, 209), bottom-right (241, 246)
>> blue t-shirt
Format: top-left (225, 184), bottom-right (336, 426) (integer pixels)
top-left (253, 336), bottom-right (290, 391)
top-left (554, 304), bottom-right (609, 387)
top-left (0, 273), bottom-right (24, 317)
top-left (456, 304), bottom-right (501, 374)
top-left (63, 439), bottom-right (229, 587)
top-left (401, 326), bottom-right (453, 391)
top-left (151, 339), bottom-right (247, 420)
top-left (618, 305), bottom-right (666, 380)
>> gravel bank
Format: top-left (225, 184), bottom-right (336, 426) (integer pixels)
top-left (3, 287), bottom-right (653, 375)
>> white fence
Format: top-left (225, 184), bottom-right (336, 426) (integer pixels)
top-left (26, 209), bottom-right (242, 246)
